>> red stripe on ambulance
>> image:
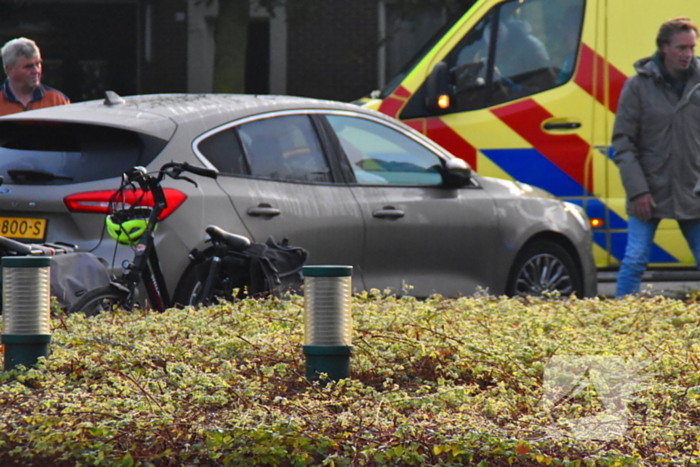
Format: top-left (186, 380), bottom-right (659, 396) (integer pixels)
top-left (378, 97), bottom-right (405, 118)
top-left (426, 118), bottom-right (477, 168)
top-left (393, 86), bottom-right (412, 99)
top-left (575, 44), bottom-right (627, 113)
top-left (404, 119), bottom-right (424, 133)
top-left (605, 57), bottom-right (627, 113)
top-left (491, 99), bottom-right (592, 193)
top-left (378, 86), bottom-right (411, 118)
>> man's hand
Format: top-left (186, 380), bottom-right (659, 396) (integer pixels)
top-left (631, 193), bottom-right (656, 222)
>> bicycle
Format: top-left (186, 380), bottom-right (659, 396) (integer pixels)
top-left (70, 161), bottom-right (308, 316)
top-left (173, 225), bottom-right (307, 307)
top-left (0, 235), bottom-right (112, 313)
top-left (0, 235), bottom-right (77, 257)
top-left (69, 161), bottom-right (240, 315)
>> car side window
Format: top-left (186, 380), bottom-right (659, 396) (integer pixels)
top-left (197, 128), bottom-right (248, 175)
top-left (326, 115), bottom-right (443, 186)
top-left (237, 115), bottom-right (332, 183)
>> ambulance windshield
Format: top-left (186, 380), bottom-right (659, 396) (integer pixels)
top-left (378, 2), bottom-right (476, 99)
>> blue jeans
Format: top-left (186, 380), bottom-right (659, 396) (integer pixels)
top-left (616, 217), bottom-right (700, 297)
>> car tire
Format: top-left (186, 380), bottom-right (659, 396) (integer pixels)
top-left (68, 285), bottom-right (128, 316)
top-left (506, 240), bottom-right (583, 297)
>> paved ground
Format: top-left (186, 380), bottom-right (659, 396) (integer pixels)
top-left (597, 281), bottom-right (697, 299)
top-left (597, 270), bottom-right (700, 299)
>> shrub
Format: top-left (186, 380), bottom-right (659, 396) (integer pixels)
top-left (0, 292), bottom-right (698, 466)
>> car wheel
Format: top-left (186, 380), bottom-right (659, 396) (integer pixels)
top-left (506, 240), bottom-right (583, 297)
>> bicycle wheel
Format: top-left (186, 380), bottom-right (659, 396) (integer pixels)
top-left (68, 285), bottom-right (128, 317)
top-left (173, 254), bottom-right (248, 307)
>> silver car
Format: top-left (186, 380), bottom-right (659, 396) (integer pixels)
top-left (0, 94), bottom-right (596, 298)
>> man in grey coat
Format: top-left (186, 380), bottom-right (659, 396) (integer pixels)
top-left (613, 17), bottom-right (700, 297)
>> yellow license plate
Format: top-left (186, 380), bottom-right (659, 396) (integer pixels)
top-left (0, 217), bottom-right (47, 240)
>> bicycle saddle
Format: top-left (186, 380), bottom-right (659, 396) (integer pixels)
top-left (205, 225), bottom-right (251, 252)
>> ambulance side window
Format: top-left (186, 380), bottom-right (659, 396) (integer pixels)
top-left (401, 0), bottom-right (585, 118)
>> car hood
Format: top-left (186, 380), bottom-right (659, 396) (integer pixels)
top-left (480, 176), bottom-right (557, 200)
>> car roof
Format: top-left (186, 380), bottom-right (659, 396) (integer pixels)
top-left (0, 94), bottom-right (402, 142)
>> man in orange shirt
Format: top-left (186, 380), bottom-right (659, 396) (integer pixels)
top-left (0, 37), bottom-right (70, 116)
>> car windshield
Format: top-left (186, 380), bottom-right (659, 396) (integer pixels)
top-left (0, 121), bottom-right (167, 185)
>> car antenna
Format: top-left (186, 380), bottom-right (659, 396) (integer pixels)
top-left (104, 90), bottom-right (126, 106)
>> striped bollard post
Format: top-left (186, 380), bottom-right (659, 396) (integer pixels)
top-left (302, 265), bottom-right (352, 382)
top-left (2, 256), bottom-right (52, 371)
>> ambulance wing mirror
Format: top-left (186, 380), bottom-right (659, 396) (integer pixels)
top-left (425, 62), bottom-right (452, 114)
top-left (442, 157), bottom-right (472, 188)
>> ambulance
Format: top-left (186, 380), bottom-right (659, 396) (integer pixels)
top-left (362, 0), bottom-right (700, 270)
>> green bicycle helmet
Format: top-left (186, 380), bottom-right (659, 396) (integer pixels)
top-left (106, 207), bottom-right (152, 246)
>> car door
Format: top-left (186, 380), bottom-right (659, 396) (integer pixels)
top-left (323, 113), bottom-right (501, 297)
top-left (195, 112), bottom-right (367, 290)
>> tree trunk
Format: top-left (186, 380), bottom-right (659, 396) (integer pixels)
top-left (213, 0), bottom-right (249, 93)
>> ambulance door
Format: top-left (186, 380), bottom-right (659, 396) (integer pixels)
top-left (391, 0), bottom-right (607, 264)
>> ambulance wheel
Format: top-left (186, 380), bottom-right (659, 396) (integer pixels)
top-left (506, 240), bottom-right (583, 297)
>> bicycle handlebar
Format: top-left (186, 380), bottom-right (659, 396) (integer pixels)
top-left (180, 162), bottom-right (218, 179)
top-left (0, 235), bottom-right (32, 255)
top-left (121, 162), bottom-right (217, 194)
top-left (155, 161), bottom-right (218, 181)
top-left (0, 236), bottom-right (75, 256)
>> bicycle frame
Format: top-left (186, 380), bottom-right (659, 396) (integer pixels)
top-left (119, 204), bottom-right (171, 311)
top-left (176, 225), bottom-right (253, 306)
top-left (110, 162), bottom-right (215, 312)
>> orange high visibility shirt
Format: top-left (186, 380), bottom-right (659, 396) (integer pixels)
top-left (0, 80), bottom-right (70, 116)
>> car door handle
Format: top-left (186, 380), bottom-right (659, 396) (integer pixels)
top-left (247, 205), bottom-right (281, 217)
top-left (543, 122), bottom-right (581, 130)
top-left (372, 207), bottom-right (405, 219)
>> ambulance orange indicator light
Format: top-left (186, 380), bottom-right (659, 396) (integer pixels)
top-left (590, 218), bottom-right (604, 228)
top-left (437, 94), bottom-right (450, 109)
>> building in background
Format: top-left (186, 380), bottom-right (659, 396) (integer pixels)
top-left (0, 0), bottom-right (460, 103)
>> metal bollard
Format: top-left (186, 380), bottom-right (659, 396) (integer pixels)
top-left (2, 257), bottom-right (52, 371)
top-left (302, 265), bottom-right (352, 382)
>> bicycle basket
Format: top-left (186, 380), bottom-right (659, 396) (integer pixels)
top-left (106, 206), bottom-right (152, 246)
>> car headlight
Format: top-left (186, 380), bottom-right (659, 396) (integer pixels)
top-left (562, 202), bottom-right (590, 231)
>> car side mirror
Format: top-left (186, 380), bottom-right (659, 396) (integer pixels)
top-left (425, 62), bottom-right (452, 114)
top-left (442, 158), bottom-right (472, 188)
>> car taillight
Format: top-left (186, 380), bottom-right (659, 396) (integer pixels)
top-left (64, 189), bottom-right (188, 220)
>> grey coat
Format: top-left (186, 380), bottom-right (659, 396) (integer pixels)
top-left (612, 56), bottom-right (700, 219)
